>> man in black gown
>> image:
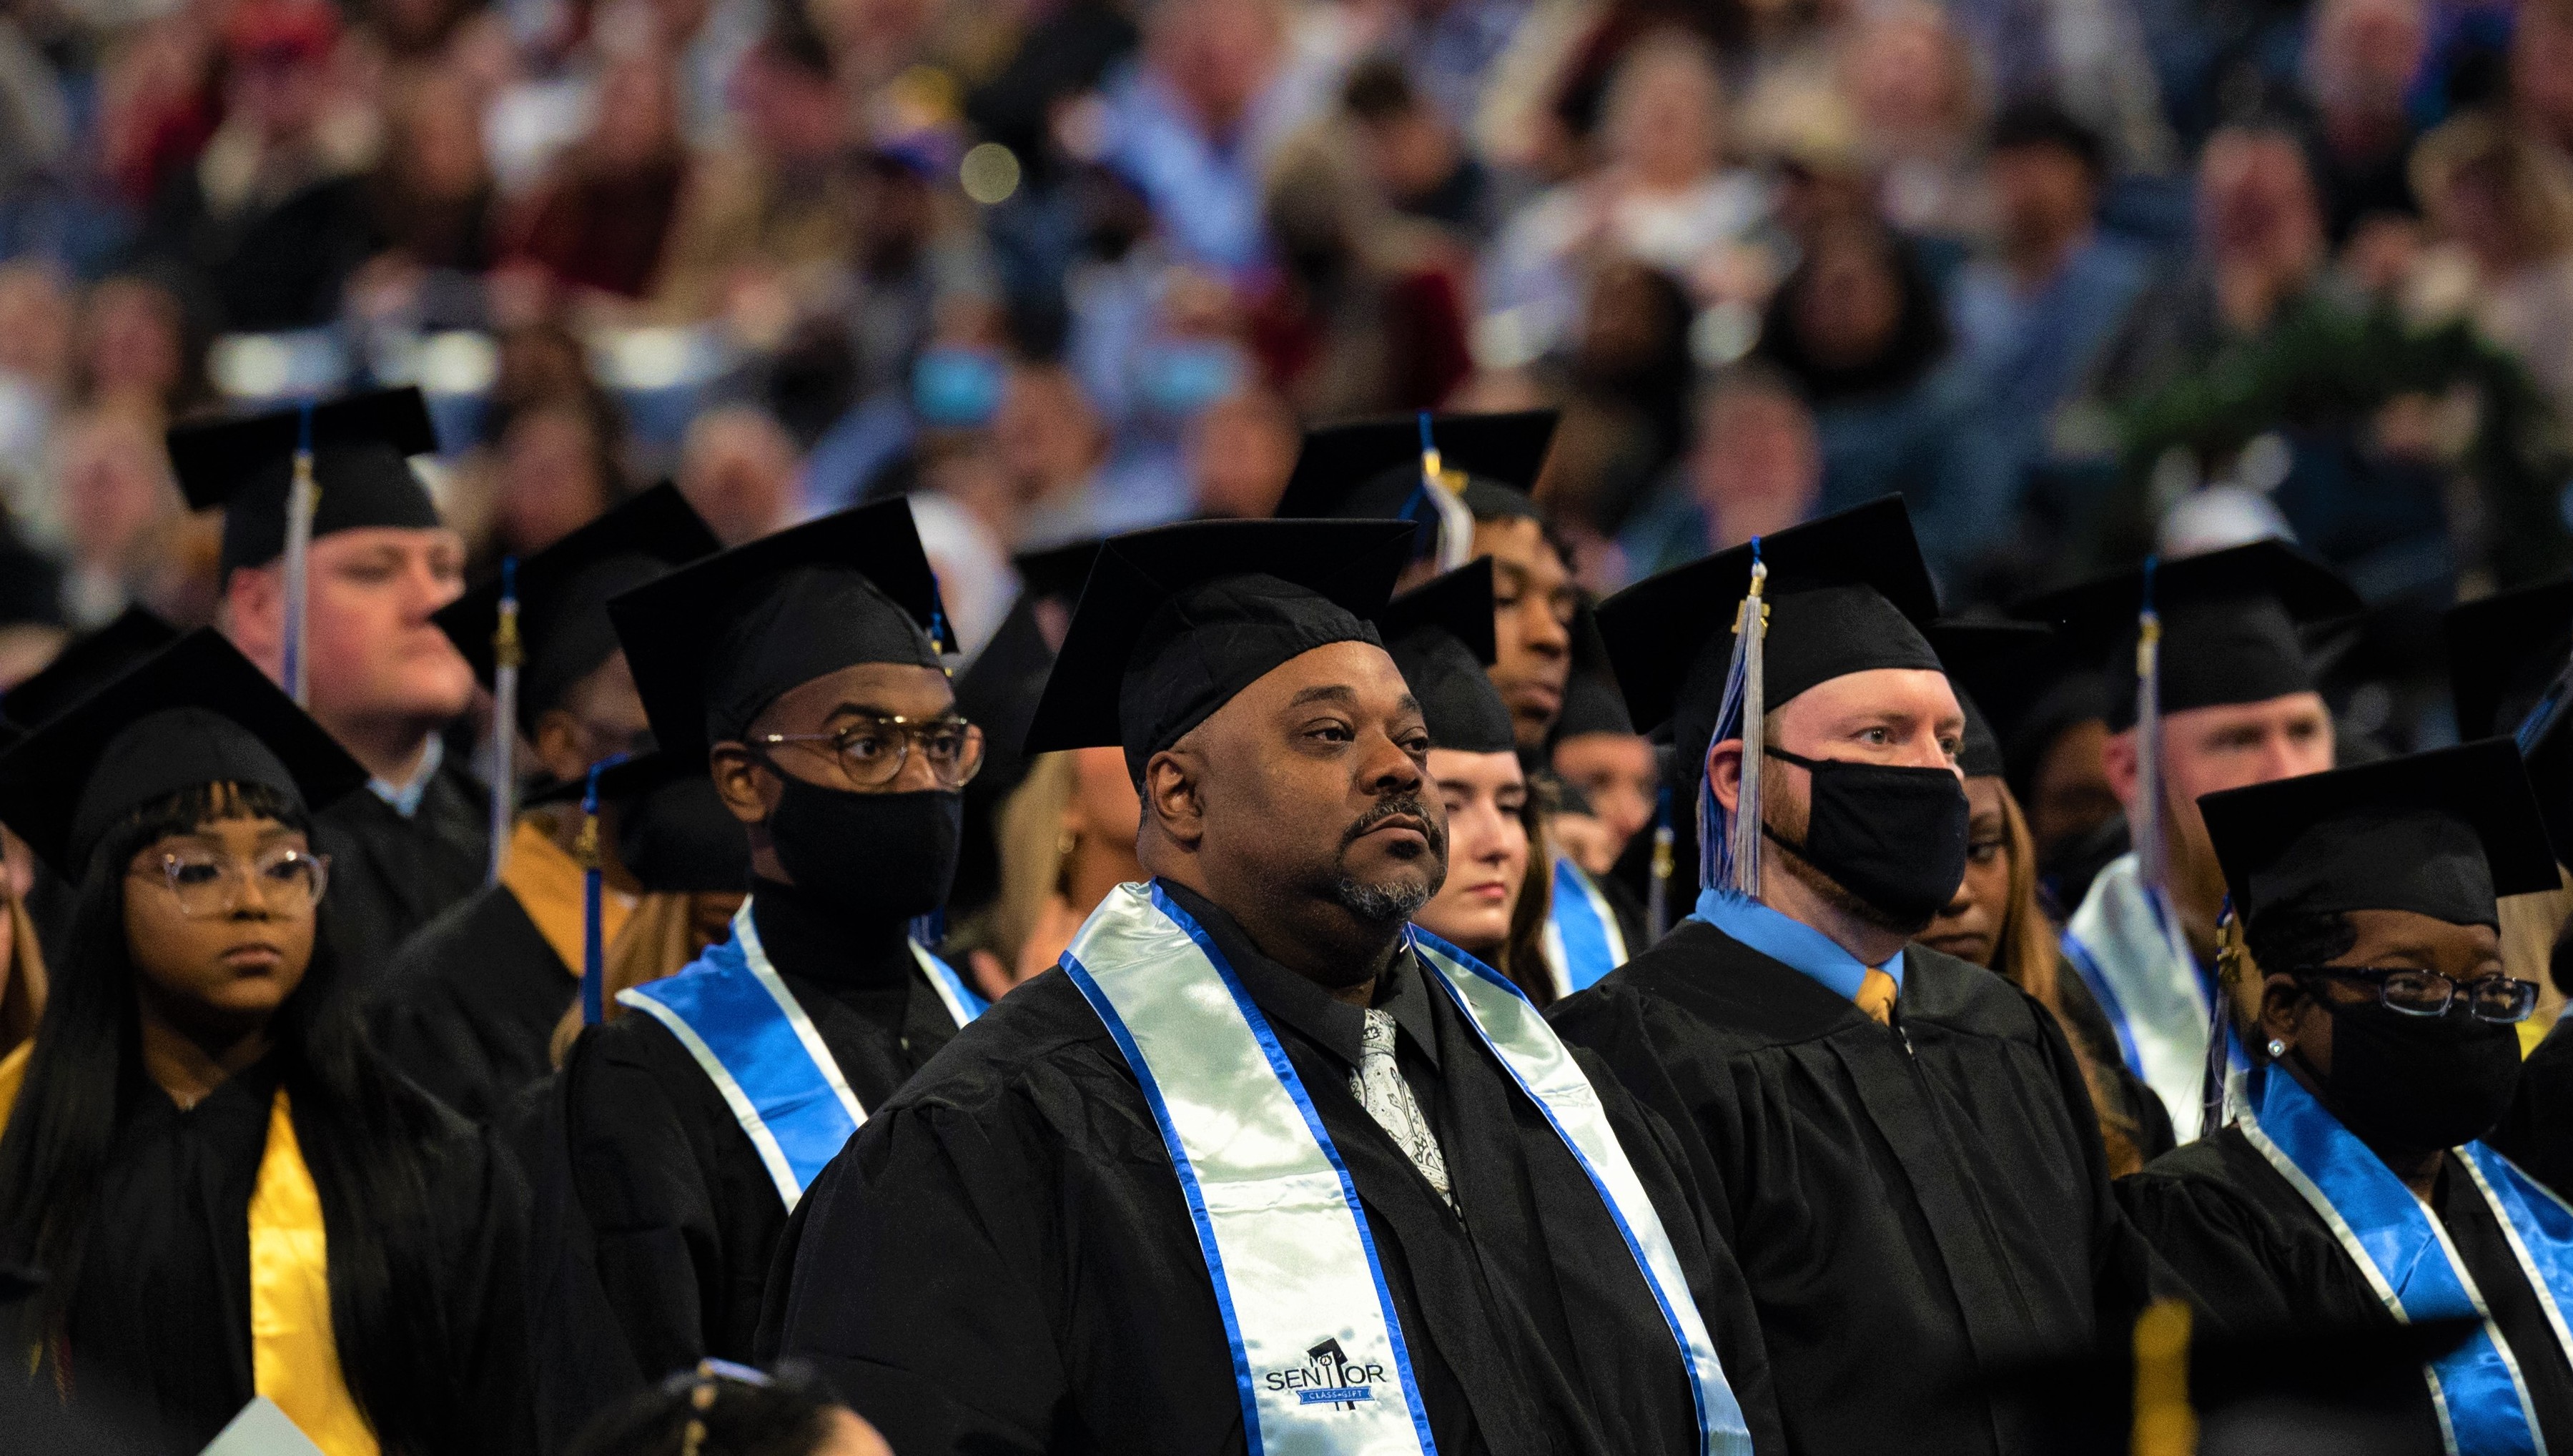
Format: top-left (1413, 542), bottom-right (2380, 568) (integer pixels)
top-left (768, 519), bottom-right (1784, 1456)
top-left (371, 485), bottom-right (720, 1121)
top-left (170, 387), bottom-right (489, 978)
top-left (555, 498), bottom-right (989, 1384)
top-left (2120, 741), bottom-right (2573, 1452)
top-left (1555, 497), bottom-right (2162, 1456)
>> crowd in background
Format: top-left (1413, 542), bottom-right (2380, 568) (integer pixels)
top-left (7, 0), bottom-right (2573, 747)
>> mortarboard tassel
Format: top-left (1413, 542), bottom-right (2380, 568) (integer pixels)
top-left (2130, 1300), bottom-right (2198, 1456)
top-left (1414, 412), bottom-right (1477, 573)
top-left (1702, 545), bottom-right (1769, 898)
top-left (1647, 786), bottom-right (1674, 943)
top-left (578, 754), bottom-right (626, 1026)
top-left (2200, 896), bottom-right (2249, 1139)
top-left (487, 556), bottom-right (521, 885)
top-left (2131, 556), bottom-right (2167, 894)
top-left (281, 400), bottom-right (319, 706)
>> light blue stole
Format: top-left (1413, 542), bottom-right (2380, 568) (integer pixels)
top-left (1060, 880), bottom-right (1750, 1456)
top-left (2243, 1068), bottom-right (2573, 1454)
top-left (1543, 856), bottom-right (1629, 998)
top-left (616, 899), bottom-right (984, 1209)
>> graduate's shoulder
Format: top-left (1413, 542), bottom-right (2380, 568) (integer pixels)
top-left (2117, 1127), bottom-right (2296, 1237)
top-left (1895, 940), bottom-right (2069, 1043)
top-left (1553, 918), bottom-right (1872, 1050)
top-left (871, 966), bottom-right (1136, 1123)
top-left (374, 885), bottom-right (552, 1004)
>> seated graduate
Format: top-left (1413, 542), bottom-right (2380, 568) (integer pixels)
top-left (2120, 740), bottom-right (2573, 1454)
top-left (767, 518), bottom-right (1784, 1456)
top-left (0, 630), bottom-right (533, 1454)
top-left (172, 388), bottom-right (491, 978)
top-left (371, 485), bottom-right (721, 1123)
top-left (1379, 560), bottom-right (1556, 998)
top-left (1556, 497), bottom-right (2163, 1456)
top-left (2445, 577), bottom-right (2573, 1202)
top-left (1540, 659), bottom-right (1649, 998)
top-left (558, 499), bottom-right (989, 1381)
top-left (1923, 621), bottom-right (2173, 1174)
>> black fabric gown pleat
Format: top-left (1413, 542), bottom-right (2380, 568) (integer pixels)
top-left (372, 885), bottom-right (573, 1124)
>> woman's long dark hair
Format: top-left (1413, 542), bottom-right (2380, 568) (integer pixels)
top-left (0, 782), bottom-right (474, 1452)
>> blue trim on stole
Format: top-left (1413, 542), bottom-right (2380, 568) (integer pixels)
top-left (621, 933), bottom-right (857, 1200)
top-left (1059, 883), bottom-right (1438, 1456)
top-left (2256, 1070), bottom-right (2549, 1454)
top-left (917, 944), bottom-right (990, 1019)
top-left (1549, 858), bottom-right (1623, 993)
top-left (2058, 928), bottom-right (2146, 1079)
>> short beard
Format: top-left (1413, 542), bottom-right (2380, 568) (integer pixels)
top-left (1324, 793), bottom-right (1448, 927)
top-left (1328, 873), bottom-right (1436, 925)
top-left (1762, 788), bottom-right (1932, 936)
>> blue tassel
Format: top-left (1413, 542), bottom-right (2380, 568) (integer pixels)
top-left (578, 753), bottom-right (629, 1026)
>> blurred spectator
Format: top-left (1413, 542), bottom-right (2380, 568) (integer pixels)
top-left (1484, 31), bottom-right (1769, 368)
top-left (1340, 56), bottom-right (1493, 241)
top-left (0, 15), bottom-right (69, 230)
top-left (0, 262), bottom-right (71, 502)
top-left (2410, 113), bottom-right (2573, 420)
top-left (1246, 127), bottom-right (1472, 417)
top-left (1550, 723), bottom-right (1657, 876)
top-left (137, 0), bottom-right (381, 332)
top-left (97, 14), bottom-right (219, 209)
top-left (71, 274), bottom-right (208, 419)
top-left (1837, 2), bottom-right (1987, 242)
top-left (677, 403), bottom-right (801, 544)
top-left (366, 65), bottom-right (497, 277)
top-left (1184, 382), bottom-right (1298, 517)
top-left (45, 408), bottom-right (181, 629)
top-left (1542, 258), bottom-right (1696, 535)
top-left (2513, 0), bottom-right (2573, 162)
top-left (488, 399), bottom-right (624, 560)
top-left (2305, 0), bottom-right (2428, 242)
top-left (1947, 101), bottom-right (2151, 526)
top-left (504, 46), bottom-right (690, 301)
top-left (993, 362), bottom-right (1121, 547)
top-left (1619, 362), bottom-right (1820, 579)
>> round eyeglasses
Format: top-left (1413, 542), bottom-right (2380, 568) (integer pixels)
top-left (2296, 966), bottom-right (2539, 1023)
top-left (752, 713), bottom-right (986, 790)
top-left (139, 847), bottom-right (330, 918)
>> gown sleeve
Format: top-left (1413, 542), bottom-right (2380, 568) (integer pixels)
top-left (560, 1019), bottom-right (725, 1383)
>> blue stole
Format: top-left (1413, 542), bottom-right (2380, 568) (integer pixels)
top-left (616, 899), bottom-right (984, 1209)
top-left (1543, 856), bottom-right (1629, 997)
top-left (2243, 1069), bottom-right (2573, 1454)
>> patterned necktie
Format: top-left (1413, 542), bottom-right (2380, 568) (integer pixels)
top-left (1856, 966), bottom-right (1900, 1025)
top-left (1349, 1007), bottom-right (1455, 1209)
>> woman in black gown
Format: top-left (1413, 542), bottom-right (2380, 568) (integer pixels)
top-left (0, 631), bottom-right (534, 1454)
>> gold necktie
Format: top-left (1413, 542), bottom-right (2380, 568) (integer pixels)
top-left (1856, 966), bottom-right (1899, 1025)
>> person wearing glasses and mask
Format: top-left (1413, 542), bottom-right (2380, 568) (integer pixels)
top-left (556, 500), bottom-right (988, 1385)
top-left (0, 632), bottom-right (534, 1454)
top-left (2123, 741), bottom-right (2573, 1454)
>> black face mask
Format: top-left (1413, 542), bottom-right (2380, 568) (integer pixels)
top-left (1761, 746), bottom-right (1970, 931)
top-left (2301, 994), bottom-right (2524, 1152)
top-left (764, 776), bottom-right (962, 925)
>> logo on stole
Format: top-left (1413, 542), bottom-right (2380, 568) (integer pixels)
top-left (1263, 1337), bottom-right (1387, 1410)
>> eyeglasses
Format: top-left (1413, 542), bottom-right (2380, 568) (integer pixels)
top-left (752, 714), bottom-right (985, 789)
top-left (2296, 966), bottom-right (2539, 1024)
top-left (138, 846), bottom-right (330, 918)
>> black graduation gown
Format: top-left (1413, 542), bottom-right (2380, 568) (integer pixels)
top-left (559, 881), bottom-right (960, 1384)
top-left (764, 880), bottom-right (1787, 1456)
top-left (1548, 918), bottom-right (2164, 1456)
top-left (315, 753), bottom-right (488, 988)
top-left (2120, 1125), bottom-right (2573, 1448)
top-left (372, 885), bottom-right (573, 1124)
top-left (59, 1059), bottom-right (535, 1455)
top-left (2491, 1019), bottom-right (2573, 1203)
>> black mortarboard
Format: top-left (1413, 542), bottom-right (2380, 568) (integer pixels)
top-left (1596, 496), bottom-right (1944, 791)
top-left (2200, 740), bottom-right (2558, 933)
top-left (1024, 520), bottom-right (1416, 781)
top-left (0, 607), bottom-right (179, 731)
top-left (167, 387), bottom-right (445, 575)
top-left (531, 751), bottom-right (750, 894)
top-left (435, 485), bottom-right (721, 735)
top-left (1275, 412), bottom-right (1554, 557)
top-left (2016, 540), bottom-right (2361, 732)
top-left (0, 630), bottom-right (367, 874)
top-left (608, 500), bottom-right (950, 766)
top-left (1378, 560), bottom-right (1516, 755)
top-left (1927, 620), bottom-right (2058, 781)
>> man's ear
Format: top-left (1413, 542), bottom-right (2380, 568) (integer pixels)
top-left (1705, 738), bottom-right (1744, 816)
top-left (2258, 971), bottom-right (2307, 1051)
top-left (2100, 728), bottom-right (2140, 811)
top-left (222, 565), bottom-right (287, 680)
top-left (708, 743), bottom-right (777, 826)
top-left (1142, 748), bottom-right (1206, 852)
top-left (530, 708), bottom-right (588, 783)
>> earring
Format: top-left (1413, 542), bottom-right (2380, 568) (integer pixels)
top-left (2266, 1039), bottom-right (2287, 1059)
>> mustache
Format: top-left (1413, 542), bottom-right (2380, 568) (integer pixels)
top-left (1343, 794), bottom-right (1446, 856)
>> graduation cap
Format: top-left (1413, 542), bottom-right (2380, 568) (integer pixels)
top-left (2444, 578), bottom-right (2573, 864)
top-left (168, 386), bottom-right (443, 706)
top-left (1275, 411), bottom-right (1555, 573)
top-left (0, 629), bottom-right (368, 875)
top-left (1376, 559), bottom-right (1515, 755)
top-left (1595, 496), bottom-right (1943, 896)
top-left (0, 607), bottom-right (180, 731)
top-left (608, 499), bottom-right (952, 768)
top-left (2199, 740), bottom-right (2558, 935)
top-left (1926, 620), bottom-right (2058, 781)
top-left (1023, 519), bottom-right (1419, 781)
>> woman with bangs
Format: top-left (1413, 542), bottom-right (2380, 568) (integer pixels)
top-left (0, 632), bottom-right (533, 1455)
